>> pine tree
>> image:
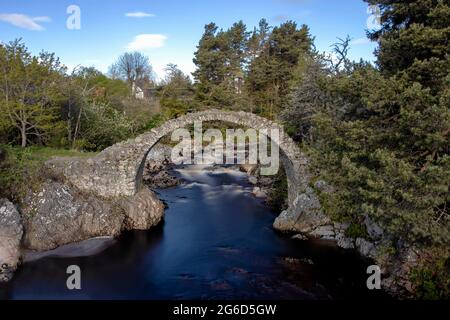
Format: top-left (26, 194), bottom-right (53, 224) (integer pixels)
top-left (298, 0), bottom-right (450, 249)
top-left (247, 21), bottom-right (313, 118)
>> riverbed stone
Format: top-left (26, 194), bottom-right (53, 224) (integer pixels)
top-left (355, 238), bottom-right (377, 258)
top-left (248, 176), bottom-right (258, 185)
top-left (335, 232), bottom-right (355, 249)
top-left (239, 164), bottom-right (258, 175)
top-left (273, 189), bottom-right (330, 234)
top-left (0, 199), bottom-right (23, 282)
top-left (309, 225), bottom-right (335, 239)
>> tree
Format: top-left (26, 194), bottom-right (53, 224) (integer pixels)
top-left (193, 21), bottom-right (252, 107)
top-left (160, 64), bottom-right (193, 100)
top-left (0, 39), bottom-right (65, 147)
top-left (193, 23), bottom-right (230, 103)
top-left (247, 21), bottom-right (314, 118)
top-left (247, 19), bottom-right (271, 64)
top-left (286, 0), bottom-right (450, 248)
top-left (108, 52), bottom-right (154, 95)
top-left (366, 0), bottom-right (450, 90)
top-left (75, 102), bottom-right (134, 151)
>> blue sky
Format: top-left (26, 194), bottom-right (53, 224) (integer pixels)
top-left (0, 0), bottom-right (378, 79)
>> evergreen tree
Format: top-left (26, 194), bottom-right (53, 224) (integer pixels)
top-left (366, 0), bottom-right (450, 90)
top-left (289, 0), bottom-right (450, 250)
top-left (247, 21), bottom-right (313, 118)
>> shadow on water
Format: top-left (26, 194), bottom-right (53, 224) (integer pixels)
top-left (0, 165), bottom-right (390, 300)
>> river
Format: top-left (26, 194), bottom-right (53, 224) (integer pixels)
top-left (0, 165), bottom-right (388, 300)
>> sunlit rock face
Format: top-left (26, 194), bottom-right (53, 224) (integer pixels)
top-left (273, 187), bottom-right (330, 234)
top-left (0, 199), bottom-right (23, 282)
top-left (22, 181), bottom-right (124, 251)
top-left (120, 187), bottom-right (164, 230)
top-left (21, 181), bottom-right (164, 251)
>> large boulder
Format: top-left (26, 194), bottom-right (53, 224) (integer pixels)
top-left (0, 199), bottom-right (23, 282)
top-left (22, 180), bottom-right (166, 252)
top-left (273, 188), bottom-right (330, 233)
top-left (22, 181), bottom-right (124, 251)
top-left (143, 144), bottom-right (180, 189)
top-left (120, 187), bottom-right (165, 230)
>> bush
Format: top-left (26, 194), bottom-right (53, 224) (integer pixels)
top-left (410, 249), bottom-right (450, 300)
top-left (78, 103), bottom-right (134, 151)
top-left (266, 167), bottom-right (288, 212)
top-left (0, 145), bottom-right (96, 203)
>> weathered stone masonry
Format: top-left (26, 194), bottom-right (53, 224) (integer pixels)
top-left (48, 110), bottom-right (316, 214)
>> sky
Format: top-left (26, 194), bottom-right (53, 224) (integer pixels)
top-left (0, 0), bottom-right (378, 80)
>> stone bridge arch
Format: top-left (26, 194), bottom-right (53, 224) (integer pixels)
top-left (53, 110), bottom-right (318, 218)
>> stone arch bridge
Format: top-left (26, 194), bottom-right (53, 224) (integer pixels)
top-left (50, 110), bottom-right (324, 231)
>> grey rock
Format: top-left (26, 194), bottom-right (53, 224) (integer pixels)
top-left (120, 187), bottom-right (165, 230)
top-left (364, 215), bottom-right (384, 240)
top-left (333, 221), bottom-right (350, 232)
top-left (146, 144), bottom-right (172, 163)
top-left (335, 232), bottom-right (355, 249)
top-left (309, 225), bottom-right (335, 239)
top-left (22, 181), bottom-right (124, 251)
top-left (239, 164), bottom-right (258, 175)
top-left (258, 177), bottom-right (273, 187)
top-left (291, 234), bottom-right (308, 241)
top-left (24, 236), bottom-right (116, 263)
top-left (252, 187), bottom-right (267, 198)
top-left (144, 169), bottom-right (179, 189)
top-left (355, 238), bottom-right (377, 258)
top-left (273, 191), bottom-right (330, 234)
top-left (0, 199), bottom-right (23, 282)
top-left (248, 176), bottom-right (258, 185)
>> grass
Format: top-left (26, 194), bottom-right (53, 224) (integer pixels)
top-left (0, 145), bottom-right (97, 204)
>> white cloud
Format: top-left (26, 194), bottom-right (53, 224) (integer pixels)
top-left (0, 13), bottom-right (51, 31)
top-left (351, 37), bottom-right (371, 45)
top-left (125, 12), bottom-right (155, 18)
top-left (126, 34), bottom-right (167, 51)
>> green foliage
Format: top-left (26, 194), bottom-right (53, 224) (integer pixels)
top-left (140, 113), bottom-right (165, 132)
top-left (193, 19), bottom-right (314, 116)
top-left (0, 145), bottom-right (96, 203)
top-left (247, 21), bottom-right (314, 118)
top-left (0, 39), bottom-right (66, 147)
top-left (344, 223), bottom-right (368, 239)
top-left (266, 167), bottom-right (288, 212)
top-left (410, 250), bottom-right (450, 300)
top-left (77, 103), bottom-right (134, 151)
top-left (283, 1), bottom-right (450, 250)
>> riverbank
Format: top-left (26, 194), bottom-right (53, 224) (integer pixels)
top-left (0, 162), bottom-right (390, 300)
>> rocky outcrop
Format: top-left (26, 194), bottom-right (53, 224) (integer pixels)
top-left (22, 181), bottom-right (124, 251)
top-left (0, 199), bottom-right (23, 282)
top-left (120, 187), bottom-right (164, 230)
top-left (273, 187), bottom-right (330, 233)
top-left (21, 180), bottom-right (164, 251)
top-left (143, 144), bottom-right (180, 189)
top-left (143, 163), bottom-right (179, 189)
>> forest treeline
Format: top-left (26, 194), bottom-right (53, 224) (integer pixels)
top-left (0, 0), bottom-right (449, 298)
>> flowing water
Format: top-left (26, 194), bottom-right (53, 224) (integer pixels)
top-left (0, 165), bottom-right (388, 300)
